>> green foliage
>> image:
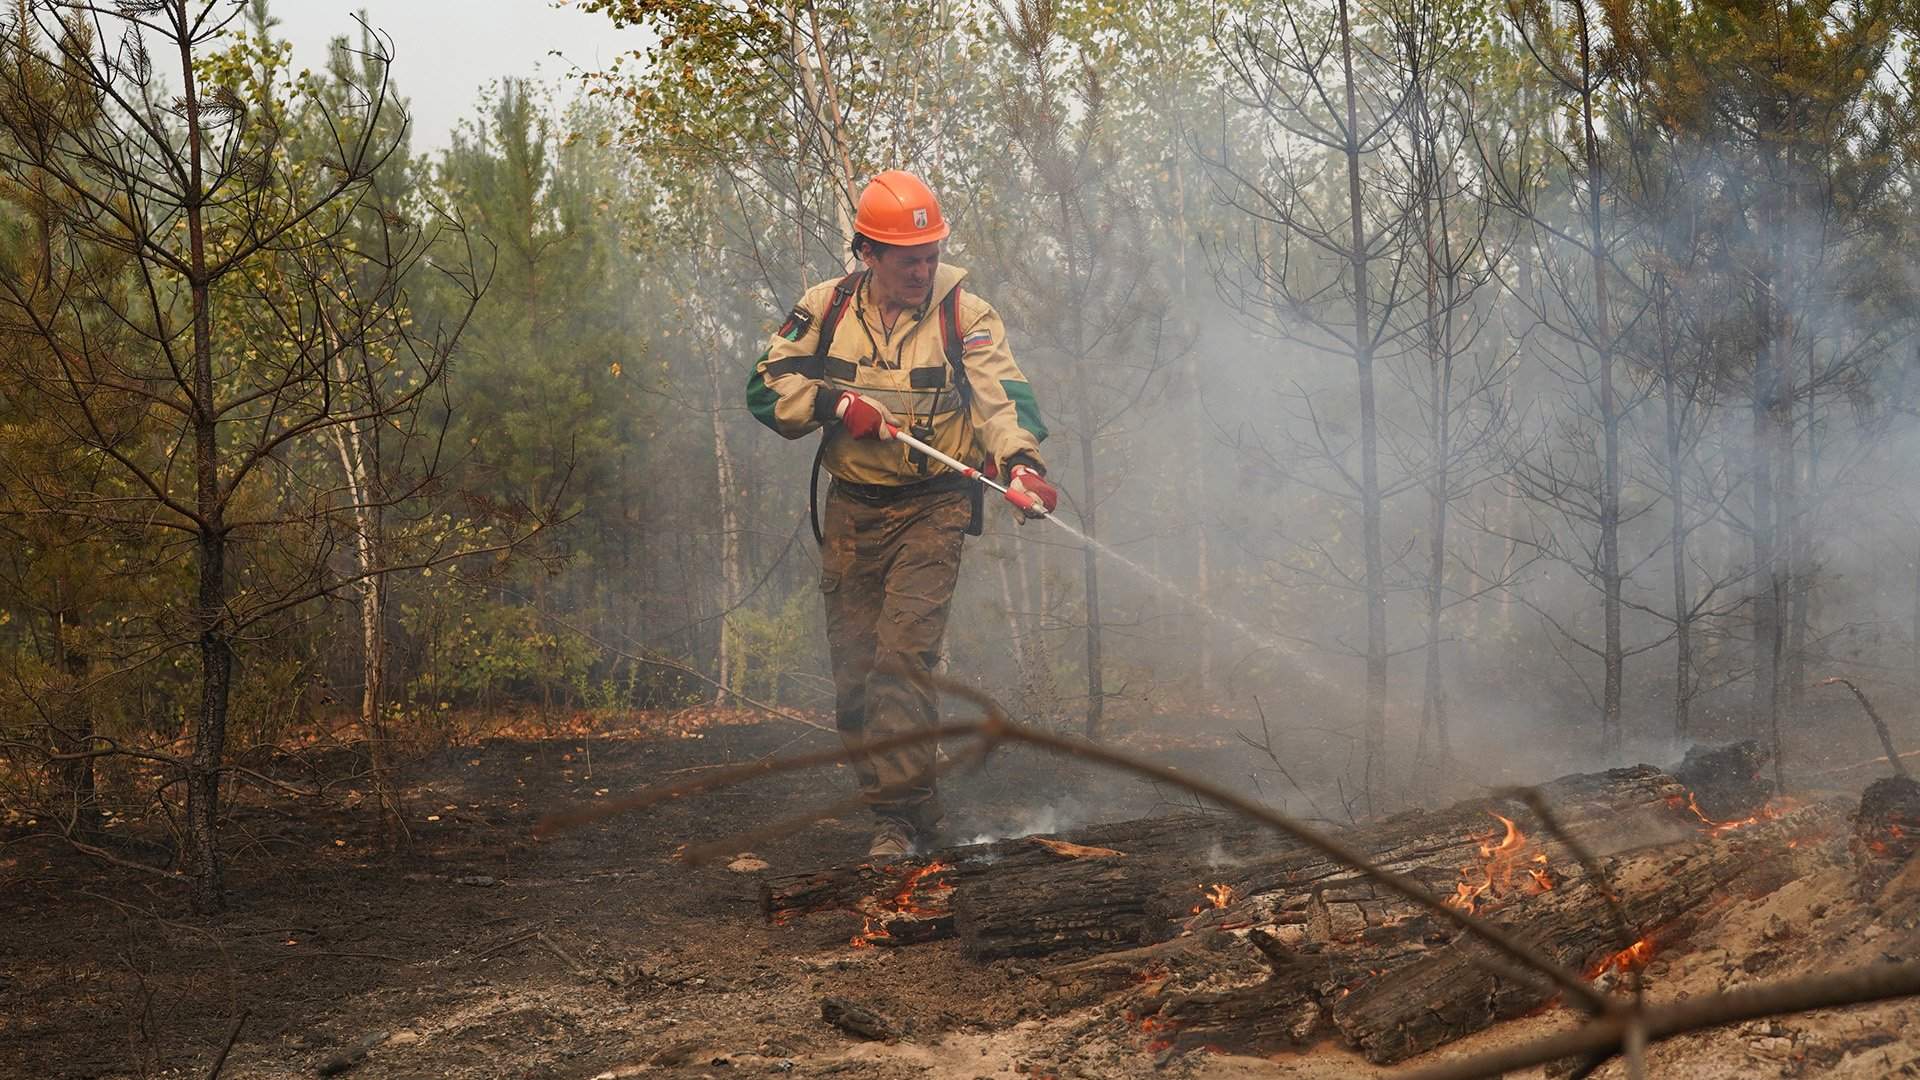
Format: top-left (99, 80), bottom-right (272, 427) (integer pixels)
top-left (722, 590), bottom-right (822, 705)
top-left (407, 600), bottom-right (600, 709)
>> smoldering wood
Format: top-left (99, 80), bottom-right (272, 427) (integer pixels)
top-left (768, 763), bottom-right (1711, 971)
top-left (1851, 775), bottom-right (1920, 897)
top-left (1149, 798), bottom-right (1841, 1064)
top-left (820, 996), bottom-right (901, 1041)
top-left (1670, 740), bottom-right (1774, 821)
top-left (955, 852), bottom-right (1210, 961)
top-left (760, 814), bottom-right (1276, 921)
top-left (951, 765), bottom-right (1699, 962)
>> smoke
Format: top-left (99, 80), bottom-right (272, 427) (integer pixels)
top-left (958, 797), bottom-right (1093, 847)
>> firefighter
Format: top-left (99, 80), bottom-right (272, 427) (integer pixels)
top-left (747, 170), bottom-right (1057, 858)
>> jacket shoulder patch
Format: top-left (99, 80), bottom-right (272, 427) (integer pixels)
top-left (778, 306), bottom-right (813, 342)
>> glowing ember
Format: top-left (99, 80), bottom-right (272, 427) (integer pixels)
top-left (1587, 936), bottom-right (1655, 980)
top-left (850, 860), bottom-right (954, 948)
top-left (1669, 791), bottom-right (1796, 837)
top-left (1189, 882), bottom-right (1235, 914)
top-left (1446, 813), bottom-right (1552, 915)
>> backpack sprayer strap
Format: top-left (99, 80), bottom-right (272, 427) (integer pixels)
top-left (805, 276), bottom-right (979, 544)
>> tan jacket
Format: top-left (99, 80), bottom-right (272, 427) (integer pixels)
top-left (747, 263), bottom-right (1048, 487)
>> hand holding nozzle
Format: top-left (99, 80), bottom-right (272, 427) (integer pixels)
top-left (834, 392), bottom-right (898, 440)
top-left (877, 420), bottom-right (1056, 519)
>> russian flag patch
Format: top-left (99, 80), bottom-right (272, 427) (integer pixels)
top-left (963, 329), bottom-right (992, 349)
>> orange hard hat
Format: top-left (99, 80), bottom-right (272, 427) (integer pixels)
top-left (853, 170), bottom-right (949, 246)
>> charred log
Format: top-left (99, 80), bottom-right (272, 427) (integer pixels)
top-left (954, 853), bottom-right (1199, 961)
top-left (1670, 740), bottom-right (1774, 821)
top-left (946, 765), bottom-right (1697, 963)
top-left (761, 814), bottom-right (1274, 922)
top-left (1852, 776), bottom-right (1920, 897)
top-left (1150, 798), bottom-right (1840, 1064)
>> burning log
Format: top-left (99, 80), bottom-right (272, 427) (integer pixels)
top-left (947, 765), bottom-right (1696, 963)
top-left (767, 757), bottom-right (1771, 965)
top-left (1150, 797), bottom-right (1843, 1064)
top-left (1851, 776), bottom-right (1920, 898)
top-left (760, 814), bottom-right (1274, 924)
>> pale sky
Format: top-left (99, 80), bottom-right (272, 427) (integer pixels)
top-left (266, 1), bottom-right (650, 153)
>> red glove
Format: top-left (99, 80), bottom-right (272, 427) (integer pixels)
top-left (1008, 464), bottom-right (1058, 518)
top-left (834, 392), bottom-right (896, 440)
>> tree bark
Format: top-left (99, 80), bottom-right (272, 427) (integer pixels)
top-left (1337, 0), bottom-right (1389, 808)
top-left (324, 319), bottom-right (404, 842)
top-left (1078, 429), bottom-right (1104, 739)
top-left (1657, 274), bottom-right (1693, 740)
top-left (53, 608), bottom-right (98, 837)
top-left (1171, 149), bottom-right (1214, 694)
top-left (1412, 63), bottom-right (1453, 775)
top-left (1574, 3), bottom-right (1624, 756)
top-left (707, 347), bottom-right (745, 700)
top-left (181, 24), bottom-right (231, 915)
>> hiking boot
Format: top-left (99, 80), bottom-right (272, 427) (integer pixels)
top-left (868, 821), bottom-right (914, 859)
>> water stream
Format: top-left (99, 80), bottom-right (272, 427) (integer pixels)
top-left (1030, 509), bottom-right (1312, 675)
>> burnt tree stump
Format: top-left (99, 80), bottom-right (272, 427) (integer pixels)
top-left (1670, 740), bottom-right (1773, 822)
top-left (1852, 776), bottom-right (1920, 897)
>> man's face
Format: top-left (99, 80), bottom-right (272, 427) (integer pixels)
top-left (863, 241), bottom-right (941, 307)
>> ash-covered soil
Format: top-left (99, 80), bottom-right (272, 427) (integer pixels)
top-left (6, 711), bottom-right (1920, 1079)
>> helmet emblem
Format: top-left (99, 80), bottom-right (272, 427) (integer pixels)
top-left (913, 208), bottom-right (928, 229)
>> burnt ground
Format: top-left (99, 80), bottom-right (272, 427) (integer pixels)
top-left (6, 710), bottom-right (1920, 1080)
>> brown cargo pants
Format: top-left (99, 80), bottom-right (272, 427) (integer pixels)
top-left (819, 482), bottom-right (970, 838)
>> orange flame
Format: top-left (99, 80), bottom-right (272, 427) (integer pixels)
top-left (1669, 791), bottom-right (1796, 837)
top-left (1587, 936), bottom-right (1655, 980)
top-left (850, 860), bottom-right (953, 947)
top-left (1189, 882), bottom-right (1235, 914)
top-left (1447, 813), bottom-right (1550, 915)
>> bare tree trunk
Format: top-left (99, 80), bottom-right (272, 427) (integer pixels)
top-left (1912, 536), bottom-right (1920, 678)
top-left (1171, 151), bottom-right (1214, 694)
top-left (708, 351), bottom-right (745, 700)
top-left (324, 344), bottom-right (402, 842)
top-left (1656, 275), bottom-right (1693, 741)
top-left (1574, 4), bottom-right (1623, 755)
top-left (1752, 184), bottom-right (1791, 790)
top-left (1337, 0), bottom-right (1388, 806)
top-left (1411, 64), bottom-right (1452, 775)
top-left (1079, 429), bottom-right (1105, 739)
top-left (1787, 353), bottom-right (1818, 724)
top-left (788, 2), bottom-right (857, 264)
top-left (1019, 539), bottom-right (1057, 720)
top-left (180, 31), bottom-right (231, 914)
top-left (52, 606), bottom-right (98, 837)
top-left (992, 533), bottom-right (1034, 702)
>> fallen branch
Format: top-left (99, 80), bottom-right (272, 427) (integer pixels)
top-left (205, 1008), bottom-right (247, 1080)
top-left (1819, 677), bottom-right (1910, 780)
top-left (1403, 961), bottom-right (1920, 1080)
top-left (316, 1029), bottom-right (390, 1077)
top-left (535, 931), bottom-right (592, 979)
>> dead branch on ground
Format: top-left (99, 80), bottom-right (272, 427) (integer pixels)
top-left (1819, 677), bottom-right (1910, 780)
top-left (1404, 961), bottom-right (1920, 1080)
